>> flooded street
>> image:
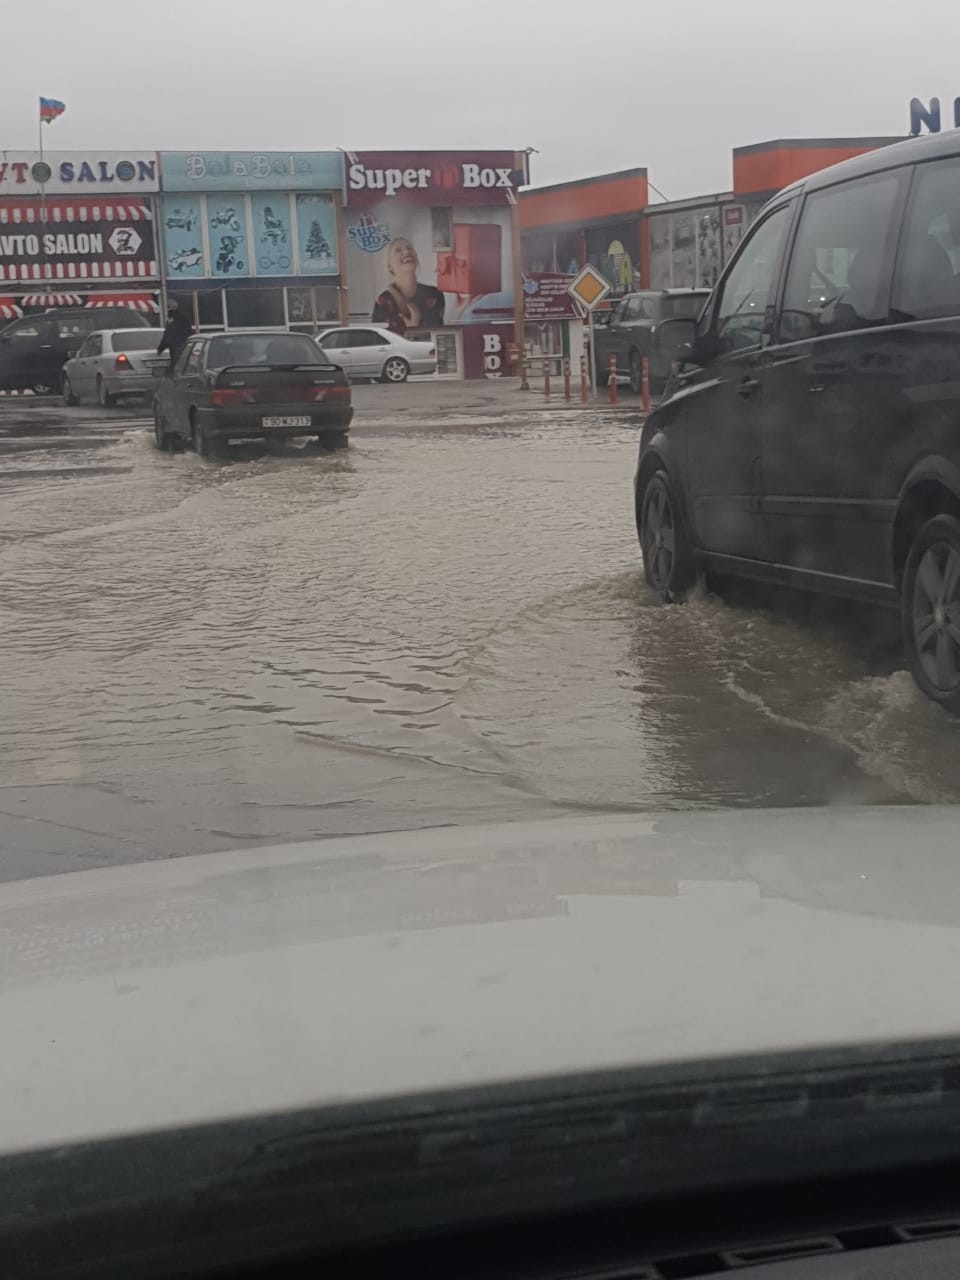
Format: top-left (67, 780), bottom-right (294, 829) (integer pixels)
top-left (2, 384), bottom-right (959, 880)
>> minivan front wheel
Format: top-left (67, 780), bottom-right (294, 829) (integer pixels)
top-left (639, 470), bottom-right (695, 601)
top-left (902, 514), bottom-right (960, 712)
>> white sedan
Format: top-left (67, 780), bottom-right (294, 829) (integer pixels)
top-left (316, 326), bottom-right (436, 383)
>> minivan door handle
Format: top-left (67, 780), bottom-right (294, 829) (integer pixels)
top-left (737, 376), bottom-right (761, 399)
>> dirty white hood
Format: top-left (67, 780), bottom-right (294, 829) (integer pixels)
top-left (2, 806), bottom-right (960, 1155)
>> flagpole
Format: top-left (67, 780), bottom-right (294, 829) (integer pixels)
top-left (38, 100), bottom-right (48, 286)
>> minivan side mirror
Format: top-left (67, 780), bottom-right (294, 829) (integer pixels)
top-left (655, 317), bottom-right (698, 365)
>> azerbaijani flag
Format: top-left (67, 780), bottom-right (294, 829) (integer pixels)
top-left (39, 97), bottom-right (66, 124)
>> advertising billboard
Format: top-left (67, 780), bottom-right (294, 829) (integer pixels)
top-left (0, 197), bottom-right (158, 282)
top-left (345, 202), bottom-right (513, 331)
top-left (345, 151), bottom-right (525, 210)
top-left (0, 153), bottom-right (158, 196)
top-left (160, 152), bottom-right (343, 192)
top-left (159, 192), bottom-right (338, 281)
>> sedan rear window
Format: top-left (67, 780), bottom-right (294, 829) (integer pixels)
top-left (207, 334), bottom-right (327, 368)
top-left (111, 330), bottom-right (164, 352)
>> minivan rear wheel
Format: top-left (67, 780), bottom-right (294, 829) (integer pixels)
top-left (639, 470), bottom-right (695, 601)
top-left (902, 514), bottom-right (960, 712)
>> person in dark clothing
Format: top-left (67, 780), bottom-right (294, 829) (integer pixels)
top-left (157, 299), bottom-right (192, 369)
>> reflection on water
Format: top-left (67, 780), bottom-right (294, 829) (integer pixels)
top-left (0, 412), bottom-right (956, 879)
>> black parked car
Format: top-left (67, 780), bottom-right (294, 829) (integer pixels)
top-left (635, 129), bottom-right (960, 712)
top-left (596, 288), bottom-right (709, 392)
top-left (0, 307), bottom-right (150, 393)
top-left (152, 331), bottom-right (353, 457)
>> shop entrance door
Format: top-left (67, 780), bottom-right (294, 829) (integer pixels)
top-left (411, 329), bottom-right (461, 378)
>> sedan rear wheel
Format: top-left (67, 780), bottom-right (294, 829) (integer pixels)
top-left (62, 374), bottom-right (78, 407)
top-left (639, 470), bottom-right (695, 602)
top-left (381, 356), bottom-right (409, 384)
top-left (902, 514), bottom-right (960, 712)
top-left (192, 417), bottom-right (212, 459)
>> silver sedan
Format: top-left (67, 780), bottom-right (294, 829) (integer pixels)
top-left (316, 326), bottom-right (437, 382)
top-left (61, 328), bottom-right (167, 407)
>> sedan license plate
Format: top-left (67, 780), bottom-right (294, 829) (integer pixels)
top-left (261, 415), bottom-right (311, 428)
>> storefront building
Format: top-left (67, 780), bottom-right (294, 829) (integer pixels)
top-left (342, 150), bottom-right (529, 378)
top-left (157, 151), bottom-right (344, 334)
top-left (0, 151), bottom-right (161, 319)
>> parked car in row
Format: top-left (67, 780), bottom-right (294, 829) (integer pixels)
top-left (596, 288), bottom-right (709, 392)
top-left (0, 307), bottom-right (151, 393)
top-left (62, 329), bottom-right (167, 407)
top-left (316, 325), bottom-right (436, 382)
top-left (636, 128), bottom-right (960, 712)
top-left (152, 331), bottom-right (352, 456)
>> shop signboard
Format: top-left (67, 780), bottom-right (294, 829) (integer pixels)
top-left (0, 196), bottom-right (157, 281)
top-left (345, 202), bottom-right (513, 331)
top-left (345, 151), bottom-right (526, 209)
top-left (522, 272), bottom-right (581, 319)
top-left (160, 152), bottom-right (343, 192)
top-left (0, 152), bottom-right (158, 196)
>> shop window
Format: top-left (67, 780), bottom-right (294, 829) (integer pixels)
top-left (196, 290), bottom-right (224, 328)
top-left (225, 288), bottom-right (285, 329)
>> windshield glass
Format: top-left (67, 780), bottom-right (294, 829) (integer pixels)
top-left (6, 0), bottom-right (960, 1201)
top-left (111, 329), bottom-right (164, 351)
top-left (206, 334), bottom-right (326, 367)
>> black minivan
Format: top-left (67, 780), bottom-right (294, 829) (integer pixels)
top-left (636, 129), bottom-right (960, 711)
top-left (0, 307), bottom-right (150, 393)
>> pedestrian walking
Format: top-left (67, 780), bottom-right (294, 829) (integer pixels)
top-left (157, 299), bottom-right (192, 371)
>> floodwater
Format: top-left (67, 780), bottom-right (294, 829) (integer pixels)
top-left (2, 393), bottom-right (959, 880)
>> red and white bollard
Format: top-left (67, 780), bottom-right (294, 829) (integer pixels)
top-left (543, 357), bottom-right (551, 399)
top-left (641, 355), bottom-right (651, 415)
top-left (580, 353), bottom-right (588, 402)
top-left (608, 354), bottom-right (618, 405)
top-left (562, 355), bottom-right (571, 401)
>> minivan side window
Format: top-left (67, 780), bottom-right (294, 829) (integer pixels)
top-left (780, 173), bottom-right (901, 341)
top-left (892, 158), bottom-right (960, 320)
top-left (713, 204), bottom-right (791, 355)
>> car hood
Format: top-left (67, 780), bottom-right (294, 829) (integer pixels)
top-left (2, 805), bottom-right (960, 1155)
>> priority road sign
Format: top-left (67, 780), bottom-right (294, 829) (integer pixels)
top-left (566, 263), bottom-right (611, 311)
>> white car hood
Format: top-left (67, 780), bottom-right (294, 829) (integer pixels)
top-left (2, 806), bottom-right (959, 1155)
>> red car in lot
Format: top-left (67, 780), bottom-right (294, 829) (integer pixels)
top-left (152, 331), bottom-right (353, 457)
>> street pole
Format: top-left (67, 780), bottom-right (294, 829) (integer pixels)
top-left (509, 155), bottom-right (528, 389)
top-left (38, 110), bottom-right (48, 287)
top-left (587, 309), bottom-right (598, 397)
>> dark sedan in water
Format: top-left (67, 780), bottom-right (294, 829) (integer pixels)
top-left (152, 331), bottom-right (353, 456)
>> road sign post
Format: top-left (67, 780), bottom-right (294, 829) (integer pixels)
top-left (566, 264), bottom-right (611, 398)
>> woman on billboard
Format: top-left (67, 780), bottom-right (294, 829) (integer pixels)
top-left (371, 238), bottom-right (445, 336)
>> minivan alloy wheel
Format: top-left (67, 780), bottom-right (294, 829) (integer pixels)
top-left (639, 470), bottom-right (695, 601)
top-left (913, 544), bottom-right (960, 691)
top-left (903, 514), bottom-right (960, 710)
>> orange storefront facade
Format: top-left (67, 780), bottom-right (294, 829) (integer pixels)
top-left (520, 137), bottom-right (903, 297)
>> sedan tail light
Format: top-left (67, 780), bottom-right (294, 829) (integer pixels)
top-left (210, 388), bottom-right (256, 406)
top-left (114, 353), bottom-right (130, 369)
top-left (428, 347), bottom-right (436, 356)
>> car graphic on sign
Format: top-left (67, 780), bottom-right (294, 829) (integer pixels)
top-left (169, 247), bottom-right (203, 272)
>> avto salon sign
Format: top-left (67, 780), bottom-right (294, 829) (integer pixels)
top-left (0, 152), bottom-right (159, 196)
top-left (0, 197), bottom-right (158, 281)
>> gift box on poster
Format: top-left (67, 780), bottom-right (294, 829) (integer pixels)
top-left (436, 224), bottom-right (501, 296)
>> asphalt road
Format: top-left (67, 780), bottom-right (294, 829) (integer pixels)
top-left (1, 381), bottom-right (958, 881)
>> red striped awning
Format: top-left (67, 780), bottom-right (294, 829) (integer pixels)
top-left (20, 293), bottom-right (83, 307)
top-left (0, 296), bottom-right (22, 320)
top-left (0, 198), bottom-right (153, 225)
top-left (86, 292), bottom-right (159, 313)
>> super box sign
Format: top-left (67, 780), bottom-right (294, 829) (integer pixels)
top-left (345, 151), bottom-right (525, 208)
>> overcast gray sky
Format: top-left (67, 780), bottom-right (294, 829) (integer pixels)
top-left (5, 0), bottom-right (957, 199)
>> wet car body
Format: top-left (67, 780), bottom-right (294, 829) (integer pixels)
top-left (0, 307), bottom-right (150, 393)
top-left (152, 330), bottom-right (353, 456)
top-left (596, 288), bottom-right (709, 391)
top-left (635, 129), bottom-right (960, 710)
top-left (61, 328), bottom-right (167, 406)
top-left (317, 325), bottom-right (437, 382)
